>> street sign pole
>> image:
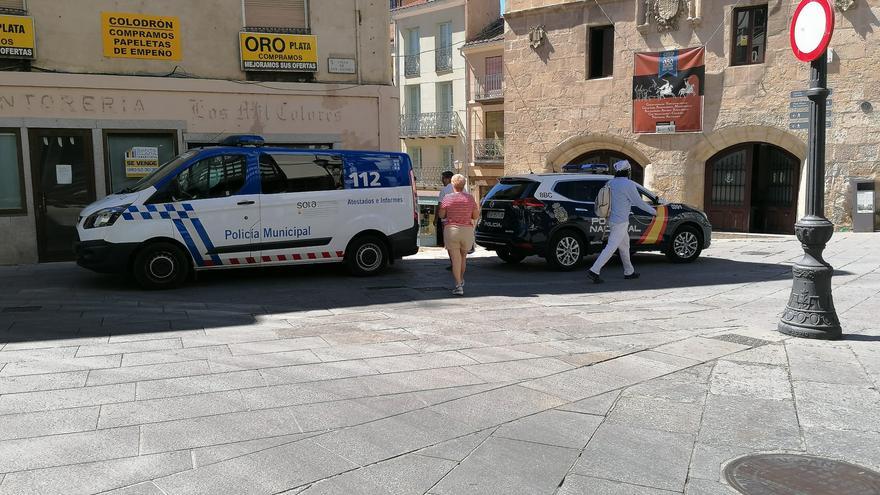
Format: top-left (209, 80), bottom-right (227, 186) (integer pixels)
top-left (779, 0), bottom-right (841, 339)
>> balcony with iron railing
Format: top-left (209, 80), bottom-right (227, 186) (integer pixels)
top-left (474, 138), bottom-right (504, 162)
top-left (474, 73), bottom-right (504, 102)
top-left (435, 45), bottom-right (453, 72)
top-left (390, 0), bottom-right (430, 9)
top-left (413, 163), bottom-right (455, 189)
top-left (400, 112), bottom-right (460, 137)
top-left (404, 54), bottom-right (420, 77)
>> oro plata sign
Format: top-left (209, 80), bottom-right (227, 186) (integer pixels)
top-left (239, 32), bottom-right (318, 72)
top-left (0, 14), bottom-right (35, 59)
top-left (102, 12), bottom-right (181, 60)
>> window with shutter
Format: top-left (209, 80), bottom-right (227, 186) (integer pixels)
top-left (485, 111), bottom-right (504, 138)
top-left (244, 0), bottom-right (308, 29)
top-left (441, 146), bottom-right (454, 170)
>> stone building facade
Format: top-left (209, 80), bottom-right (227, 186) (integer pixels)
top-left (391, 0), bottom-right (498, 245)
top-left (0, 0), bottom-right (397, 265)
top-left (503, 0), bottom-right (879, 232)
top-left (463, 17), bottom-right (506, 202)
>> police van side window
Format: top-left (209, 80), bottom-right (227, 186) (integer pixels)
top-left (260, 153), bottom-right (344, 193)
top-left (553, 180), bottom-right (605, 202)
top-left (259, 154), bottom-right (287, 194)
top-left (148, 154), bottom-right (246, 203)
top-left (178, 155), bottom-right (247, 200)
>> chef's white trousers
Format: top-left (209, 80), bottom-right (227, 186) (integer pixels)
top-left (589, 221), bottom-right (634, 276)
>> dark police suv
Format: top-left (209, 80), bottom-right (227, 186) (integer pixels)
top-left (475, 174), bottom-right (712, 270)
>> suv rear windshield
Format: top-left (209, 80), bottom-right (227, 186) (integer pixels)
top-left (483, 180), bottom-right (536, 202)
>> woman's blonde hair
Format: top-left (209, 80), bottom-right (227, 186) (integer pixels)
top-left (451, 173), bottom-right (467, 191)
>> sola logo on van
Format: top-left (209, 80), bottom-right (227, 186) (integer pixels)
top-left (225, 226), bottom-right (312, 240)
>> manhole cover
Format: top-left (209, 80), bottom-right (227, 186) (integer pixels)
top-left (724, 453), bottom-right (880, 495)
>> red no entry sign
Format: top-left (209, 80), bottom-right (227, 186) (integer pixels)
top-left (790, 0), bottom-right (834, 62)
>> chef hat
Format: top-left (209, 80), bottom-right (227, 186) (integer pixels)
top-left (613, 160), bottom-right (631, 172)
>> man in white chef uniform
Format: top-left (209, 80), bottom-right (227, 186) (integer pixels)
top-left (587, 160), bottom-right (656, 283)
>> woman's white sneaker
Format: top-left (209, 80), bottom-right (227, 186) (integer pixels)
top-left (452, 285), bottom-right (464, 296)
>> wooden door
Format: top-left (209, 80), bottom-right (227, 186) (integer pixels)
top-left (705, 145), bottom-right (752, 232)
top-left (756, 146), bottom-right (799, 234)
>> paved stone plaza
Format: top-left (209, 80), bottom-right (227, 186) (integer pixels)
top-left (0, 233), bottom-right (878, 495)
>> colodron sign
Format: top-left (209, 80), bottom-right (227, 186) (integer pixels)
top-left (632, 47), bottom-right (705, 133)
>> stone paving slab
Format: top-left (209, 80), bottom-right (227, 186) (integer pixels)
top-left (0, 234), bottom-right (878, 494)
top-left (431, 436), bottom-right (578, 495)
top-left (0, 426), bottom-right (139, 474)
top-left (573, 423), bottom-right (694, 492)
top-left (300, 453), bottom-right (456, 495)
top-left (0, 405), bottom-right (100, 441)
top-left (0, 382), bottom-right (135, 415)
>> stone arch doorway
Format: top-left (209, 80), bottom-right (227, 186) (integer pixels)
top-left (564, 149), bottom-right (645, 184)
top-left (705, 143), bottom-right (801, 234)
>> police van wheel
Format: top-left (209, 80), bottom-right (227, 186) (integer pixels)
top-left (346, 236), bottom-right (388, 276)
top-left (496, 248), bottom-right (526, 264)
top-left (665, 225), bottom-right (702, 263)
top-left (132, 242), bottom-right (190, 290)
top-left (547, 231), bottom-right (585, 271)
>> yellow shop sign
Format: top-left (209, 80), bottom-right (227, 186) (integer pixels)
top-left (0, 14), bottom-right (35, 59)
top-left (239, 32), bottom-right (317, 72)
top-left (102, 12), bottom-right (181, 60)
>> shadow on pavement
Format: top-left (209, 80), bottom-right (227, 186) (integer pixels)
top-left (0, 253), bottom-right (854, 343)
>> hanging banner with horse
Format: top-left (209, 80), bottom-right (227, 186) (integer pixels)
top-left (632, 46), bottom-right (704, 133)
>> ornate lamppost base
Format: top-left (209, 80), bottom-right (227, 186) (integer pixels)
top-left (777, 216), bottom-right (842, 340)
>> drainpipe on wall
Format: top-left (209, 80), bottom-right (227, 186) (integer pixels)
top-left (355, 0), bottom-right (362, 85)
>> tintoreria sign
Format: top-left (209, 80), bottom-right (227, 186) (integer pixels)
top-left (632, 46), bottom-right (705, 134)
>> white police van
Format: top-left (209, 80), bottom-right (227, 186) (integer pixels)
top-left (75, 135), bottom-right (419, 289)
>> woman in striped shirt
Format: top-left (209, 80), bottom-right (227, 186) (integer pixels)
top-left (438, 174), bottom-right (480, 296)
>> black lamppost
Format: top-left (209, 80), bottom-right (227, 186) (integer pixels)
top-left (778, 2), bottom-right (842, 340)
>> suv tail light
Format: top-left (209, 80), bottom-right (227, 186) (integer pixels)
top-left (513, 197), bottom-right (544, 208)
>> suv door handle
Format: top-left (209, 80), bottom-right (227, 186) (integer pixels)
top-left (237, 200), bottom-right (255, 205)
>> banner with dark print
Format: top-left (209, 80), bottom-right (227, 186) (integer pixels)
top-left (632, 46), bottom-right (705, 133)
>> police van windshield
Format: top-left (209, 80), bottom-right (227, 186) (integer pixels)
top-left (116, 150), bottom-right (199, 194)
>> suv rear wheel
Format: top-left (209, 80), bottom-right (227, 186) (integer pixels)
top-left (547, 230), bottom-right (585, 271)
top-left (665, 225), bottom-right (702, 263)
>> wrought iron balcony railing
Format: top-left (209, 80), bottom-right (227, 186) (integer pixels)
top-left (435, 45), bottom-right (453, 72)
top-left (400, 112), bottom-right (459, 137)
top-left (390, 0), bottom-right (428, 9)
top-left (474, 138), bottom-right (504, 161)
top-left (404, 54), bottom-right (420, 77)
top-left (413, 163), bottom-right (455, 189)
top-left (474, 73), bottom-right (504, 102)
